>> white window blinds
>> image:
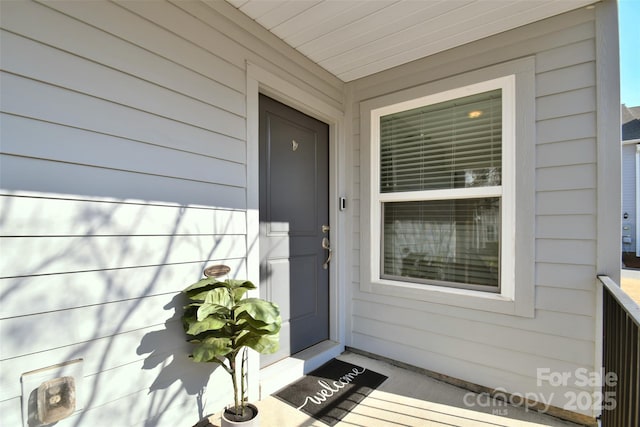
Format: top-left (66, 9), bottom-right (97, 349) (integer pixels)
top-left (378, 89), bottom-right (503, 290)
top-left (382, 199), bottom-right (500, 288)
top-left (380, 89), bottom-right (502, 193)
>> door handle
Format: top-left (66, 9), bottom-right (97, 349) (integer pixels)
top-left (322, 237), bottom-right (332, 270)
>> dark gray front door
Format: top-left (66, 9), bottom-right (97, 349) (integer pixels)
top-left (259, 94), bottom-right (330, 367)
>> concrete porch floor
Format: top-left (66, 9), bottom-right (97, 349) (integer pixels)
top-left (621, 268), bottom-right (640, 306)
top-left (208, 352), bottom-right (588, 427)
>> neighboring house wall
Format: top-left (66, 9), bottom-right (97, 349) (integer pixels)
top-left (0, 1), bottom-right (342, 426)
top-left (621, 105), bottom-right (640, 256)
top-left (348, 7), bottom-right (601, 417)
top-left (622, 142), bottom-right (637, 254)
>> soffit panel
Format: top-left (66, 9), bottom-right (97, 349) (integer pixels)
top-left (226, 0), bottom-right (596, 82)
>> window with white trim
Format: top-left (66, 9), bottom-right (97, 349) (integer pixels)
top-left (370, 76), bottom-right (515, 293)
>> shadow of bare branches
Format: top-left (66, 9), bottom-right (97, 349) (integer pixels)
top-left (0, 192), bottom-right (242, 426)
top-left (136, 293), bottom-right (217, 423)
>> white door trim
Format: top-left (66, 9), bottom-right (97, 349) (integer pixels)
top-left (245, 62), bottom-right (346, 398)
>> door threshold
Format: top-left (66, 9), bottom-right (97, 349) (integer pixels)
top-left (259, 340), bottom-right (343, 398)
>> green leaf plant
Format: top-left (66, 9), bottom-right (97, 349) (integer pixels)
top-left (182, 275), bottom-right (281, 421)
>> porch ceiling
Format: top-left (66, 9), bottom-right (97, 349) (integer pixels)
top-left (224, 0), bottom-right (596, 82)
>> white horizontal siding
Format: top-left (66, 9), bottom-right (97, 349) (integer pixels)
top-left (1, 321), bottom-right (169, 383)
top-left (537, 163), bottom-right (596, 192)
top-left (0, 197), bottom-right (248, 280)
top-left (537, 112), bottom-right (597, 144)
top-left (0, 155), bottom-right (246, 208)
top-left (353, 284), bottom-right (597, 342)
top-left (350, 317), bottom-right (593, 393)
top-left (0, 232), bottom-right (246, 281)
top-left (2, 0), bottom-right (246, 92)
top-left (535, 38), bottom-right (595, 73)
top-left (349, 331), bottom-right (590, 411)
top-left (536, 239), bottom-right (596, 266)
top-left (2, 321), bottom-right (193, 401)
top-left (1, 113), bottom-right (246, 187)
top-left (1, 74), bottom-right (244, 163)
top-left (536, 87), bottom-right (596, 121)
top-left (1, 194), bottom-right (246, 237)
top-left (536, 263), bottom-right (597, 291)
top-left (537, 138), bottom-right (596, 168)
top-left (537, 214), bottom-right (597, 240)
top-left (353, 299), bottom-right (594, 366)
top-left (0, 261), bottom-right (244, 319)
top-left (535, 287), bottom-right (596, 316)
top-left (2, 360), bottom-right (232, 427)
top-left (0, 1), bottom-right (342, 426)
top-left (0, 31), bottom-right (246, 135)
top-left (536, 189), bottom-right (596, 215)
top-left (348, 6), bottom-right (599, 417)
top-left (2, 294), bottom-right (178, 360)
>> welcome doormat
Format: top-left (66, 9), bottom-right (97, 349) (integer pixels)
top-left (274, 359), bottom-right (388, 426)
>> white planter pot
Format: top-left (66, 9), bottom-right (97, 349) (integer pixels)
top-left (221, 403), bottom-right (259, 427)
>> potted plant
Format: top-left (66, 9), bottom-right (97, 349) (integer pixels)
top-left (182, 266), bottom-right (281, 426)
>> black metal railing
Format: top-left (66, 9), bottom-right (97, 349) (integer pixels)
top-left (599, 275), bottom-right (640, 427)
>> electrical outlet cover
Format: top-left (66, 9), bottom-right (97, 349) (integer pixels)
top-left (37, 376), bottom-right (76, 424)
top-left (21, 359), bottom-right (83, 427)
